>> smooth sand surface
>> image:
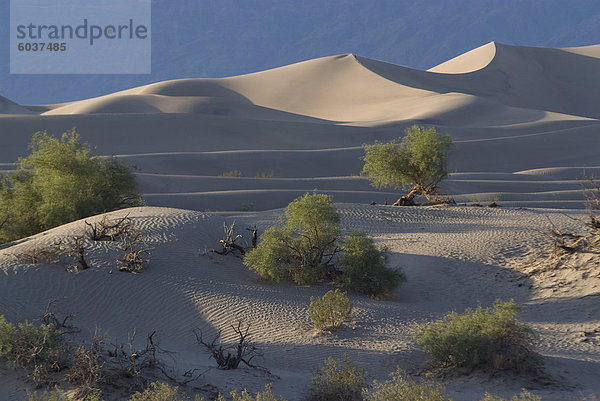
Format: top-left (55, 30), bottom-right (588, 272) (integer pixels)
top-left (0, 42), bottom-right (599, 399)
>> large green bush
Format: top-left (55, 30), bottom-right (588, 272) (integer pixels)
top-left (414, 300), bottom-right (539, 373)
top-left (361, 125), bottom-right (452, 205)
top-left (308, 354), bottom-right (366, 401)
top-left (309, 289), bottom-right (353, 332)
top-left (362, 367), bottom-right (450, 401)
top-left (340, 232), bottom-right (406, 296)
top-left (244, 193), bottom-right (340, 284)
top-left (0, 129), bottom-right (142, 242)
top-left (244, 193), bottom-right (404, 295)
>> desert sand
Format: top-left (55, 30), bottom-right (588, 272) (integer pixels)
top-left (0, 42), bottom-right (599, 400)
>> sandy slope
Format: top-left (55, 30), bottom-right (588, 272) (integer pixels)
top-left (0, 205), bottom-right (597, 400)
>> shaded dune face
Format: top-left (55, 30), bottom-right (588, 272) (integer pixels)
top-left (0, 42), bottom-right (599, 211)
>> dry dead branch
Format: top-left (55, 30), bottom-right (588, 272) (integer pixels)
top-left (107, 329), bottom-right (176, 385)
top-left (212, 221), bottom-right (246, 256)
top-left (246, 225), bottom-right (258, 249)
top-left (194, 321), bottom-right (268, 372)
top-left (545, 215), bottom-right (585, 253)
top-left (583, 177), bottom-right (600, 232)
top-left (85, 214), bottom-right (133, 241)
top-left (42, 300), bottom-right (78, 334)
top-left (117, 230), bottom-right (152, 273)
top-left (60, 236), bottom-right (90, 271)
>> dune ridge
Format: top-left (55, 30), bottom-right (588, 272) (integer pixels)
top-left (1, 42), bottom-right (600, 211)
top-left (1, 41), bottom-right (600, 400)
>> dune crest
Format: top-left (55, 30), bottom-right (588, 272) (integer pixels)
top-left (428, 41), bottom-right (498, 74)
top-left (0, 95), bottom-right (34, 115)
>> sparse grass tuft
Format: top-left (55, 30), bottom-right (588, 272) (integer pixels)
top-left (220, 170), bottom-right (244, 178)
top-left (362, 367), bottom-right (450, 401)
top-left (219, 383), bottom-right (288, 401)
top-left (478, 390), bottom-right (541, 401)
top-left (255, 171), bottom-right (277, 179)
top-left (129, 381), bottom-right (198, 401)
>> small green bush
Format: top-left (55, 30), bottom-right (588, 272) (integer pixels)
top-left (478, 390), bottom-right (541, 401)
top-left (414, 300), bottom-right (539, 373)
top-left (309, 289), bottom-right (353, 332)
top-left (217, 383), bottom-right (288, 401)
top-left (220, 170), bottom-right (244, 177)
top-left (255, 171), bottom-right (277, 178)
top-left (340, 232), bottom-right (406, 296)
top-left (308, 354), bottom-right (366, 401)
top-left (129, 381), bottom-right (199, 401)
top-left (362, 367), bottom-right (450, 401)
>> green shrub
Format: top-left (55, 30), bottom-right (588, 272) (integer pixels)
top-left (414, 300), bottom-right (539, 373)
top-left (0, 315), bottom-right (65, 385)
top-left (309, 289), bottom-right (353, 332)
top-left (129, 381), bottom-right (199, 401)
top-left (220, 170), bottom-right (244, 177)
top-left (361, 125), bottom-right (452, 204)
top-left (362, 367), bottom-right (450, 401)
top-left (478, 390), bottom-right (541, 401)
top-left (0, 315), bottom-right (15, 358)
top-left (340, 232), bottom-right (406, 296)
top-left (308, 354), bottom-right (366, 401)
top-left (217, 383), bottom-right (287, 401)
top-left (0, 129), bottom-right (142, 242)
top-left (244, 193), bottom-right (340, 285)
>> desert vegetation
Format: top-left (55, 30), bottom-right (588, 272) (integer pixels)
top-left (0, 315), bottom-right (66, 385)
top-left (0, 129), bottom-right (142, 243)
top-left (361, 125), bottom-right (452, 206)
top-left (219, 170), bottom-right (244, 178)
top-left (340, 232), bottom-right (406, 297)
top-left (308, 354), bottom-right (366, 401)
top-left (194, 321), bottom-right (264, 371)
top-left (309, 289), bottom-right (353, 332)
top-left (362, 367), bottom-right (450, 401)
top-left (414, 300), bottom-right (540, 374)
top-left (243, 193), bottom-right (404, 296)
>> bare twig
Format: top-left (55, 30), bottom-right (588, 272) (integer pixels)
top-left (193, 321), bottom-right (269, 373)
top-left (212, 221), bottom-right (246, 256)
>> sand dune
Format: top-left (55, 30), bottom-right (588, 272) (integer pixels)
top-left (1, 42), bottom-right (600, 400)
top-left (0, 96), bottom-right (34, 115)
top-left (1, 41), bottom-right (599, 210)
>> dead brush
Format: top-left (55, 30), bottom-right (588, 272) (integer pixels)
top-left (117, 228), bottom-right (152, 273)
top-left (194, 320), bottom-right (268, 373)
top-left (85, 214), bottom-right (133, 241)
